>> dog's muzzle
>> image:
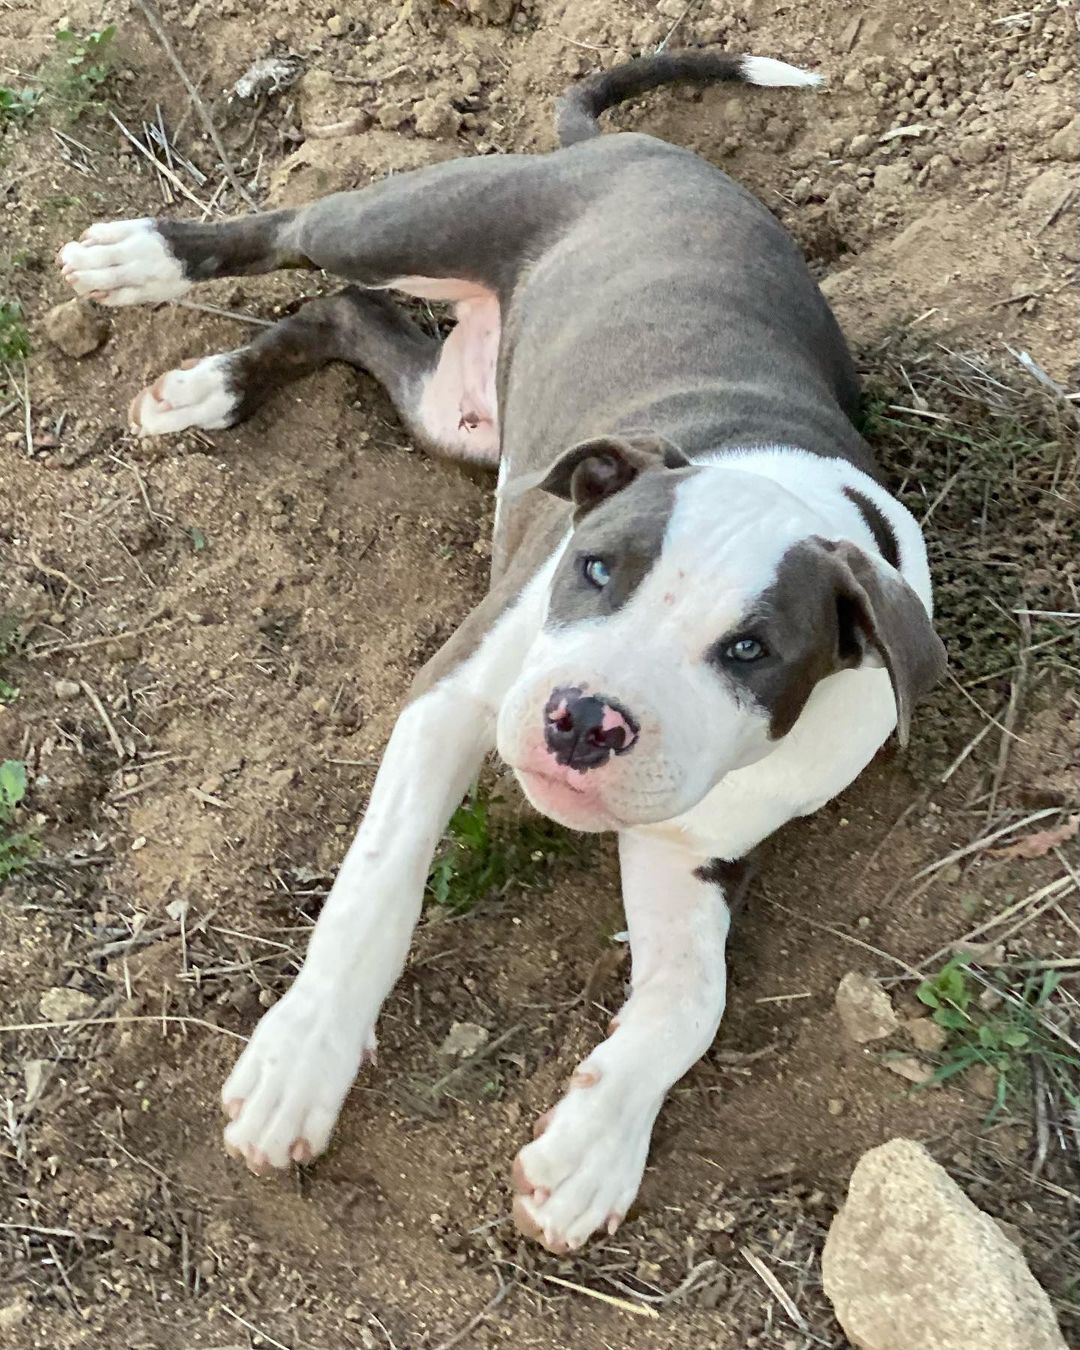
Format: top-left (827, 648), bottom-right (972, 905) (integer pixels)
top-left (542, 686), bottom-right (639, 771)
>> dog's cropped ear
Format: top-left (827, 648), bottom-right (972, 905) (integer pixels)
top-left (820, 538), bottom-right (947, 746)
top-left (507, 434), bottom-right (690, 516)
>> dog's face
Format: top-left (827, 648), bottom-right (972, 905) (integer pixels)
top-left (496, 437), bottom-right (945, 832)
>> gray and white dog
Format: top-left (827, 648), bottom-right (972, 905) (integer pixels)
top-left (59, 49), bottom-right (946, 1253)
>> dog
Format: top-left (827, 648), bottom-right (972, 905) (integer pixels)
top-left (58, 48), bottom-right (946, 1254)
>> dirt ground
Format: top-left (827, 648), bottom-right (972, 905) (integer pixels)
top-left (1, 0), bottom-right (1078, 1347)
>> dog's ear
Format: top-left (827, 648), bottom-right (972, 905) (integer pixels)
top-left (507, 434), bottom-right (689, 515)
top-left (820, 538), bottom-right (946, 745)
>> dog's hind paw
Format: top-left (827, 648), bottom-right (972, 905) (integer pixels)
top-left (58, 219), bottom-right (190, 306)
top-left (129, 353), bottom-right (241, 435)
top-left (221, 987), bottom-right (377, 1174)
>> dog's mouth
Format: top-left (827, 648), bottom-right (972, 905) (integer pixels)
top-left (513, 764), bottom-right (621, 832)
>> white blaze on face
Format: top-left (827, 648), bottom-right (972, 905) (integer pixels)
top-left (496, 469), bottom-right (834, 830)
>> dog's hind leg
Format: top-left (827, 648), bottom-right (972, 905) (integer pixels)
top-left (127, 284), bottom-right (501, 462)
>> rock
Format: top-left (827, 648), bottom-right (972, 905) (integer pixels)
top-left (835, 971), bottom-right (899, 1043)
top-left (39, 987), bottom-right (96, 1021)
top-left (43, 299), bottom-right (108, 358)
top-left (908, 1018), bottom-right (948, 1053)
top-left (53, 678), bottom-right (81, 700)
top-left (1047, 115), bottom-right (1079, 162)
top-left (849, 133), bottom-right (875, 158)
top-left (438, 1021), bottom-right (489, 1058)
top-left (326, 13), bottom-right (345, 35)
top-left (842, 68), bottom-right (867, 92)
top-left (822, 1139), bottom-right (1067, 1350)
top-left (886, 1054), bottom-right (934, 1085)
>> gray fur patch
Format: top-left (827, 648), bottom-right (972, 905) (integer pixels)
top-left (544, 468), bottom-right (696, 625)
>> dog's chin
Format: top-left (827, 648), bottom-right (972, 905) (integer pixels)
top-left (513, 767), bottom-right (621, 833)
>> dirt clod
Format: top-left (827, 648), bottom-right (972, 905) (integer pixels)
top-left (42, 299), bottom-right (108, 358)
top-left (835, 971), bottom-right (900, 1043)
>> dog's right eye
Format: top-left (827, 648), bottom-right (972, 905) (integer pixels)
top-left (725, 635), bottom-right (767, 662)
top-left (582, 557), bottom-right (611, 589)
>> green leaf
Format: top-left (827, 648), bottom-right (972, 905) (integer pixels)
top-left (916, 981), bottom-right (941, 1009)
top-left (1001, 1029), bottom-right (1029, 1049)
top-left (0, 759), bottom-right (27, 810)
top-left (932, 1008), bottom-right (968, 1031)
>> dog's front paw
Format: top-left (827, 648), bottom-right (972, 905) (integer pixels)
top-left (222, 987), bottom-right (376, 1174)
top-left (58, 218), bottom-right (190, 306)
top-left (129, 353), bottom-right (241, 435)
top-left (511, 1069), bottom-right (654, 1252)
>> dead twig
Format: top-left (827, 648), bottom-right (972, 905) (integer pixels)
top-left (739, 1245), bottom-right (808, 1331)
top-left (0, 1014), bottom-right (245, 1041)
top-left (541, 1273), bottom-right (660, 1319)
top-left (79, 679), bottom-right (127, 762)
top-left (132, 0), bottom-right (257, 209)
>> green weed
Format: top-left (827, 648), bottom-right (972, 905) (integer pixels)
top-left (426, 789), bottom-right (581, 915)
top-left (0, 301), bottom-right (30, 363)
top-left (0, 26), bottom-right (116, 133)
top-left (915, 955), bottom-right (1080, 1117)
top-left (0, 759), bottom-right (39, 880)
top-left (48, 26), bottom-right (117, 119)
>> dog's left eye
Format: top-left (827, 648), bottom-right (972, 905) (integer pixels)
top-left (582, 557), bottom-right (611, 589)
top-left (725, 636), bottom-right (767, 662)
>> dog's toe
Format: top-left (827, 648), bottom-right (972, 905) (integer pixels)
top-left (58, 219), bottom-right (190, 306)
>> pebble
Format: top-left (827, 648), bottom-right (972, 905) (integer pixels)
top-left (326, 14), bottom-right (345, 36)
top-left (54, 678), bottom-right (81, 700)
top-left (956, 134), bottom-right (994, 165)
top-left (849, 133), bottom-right (875, 158)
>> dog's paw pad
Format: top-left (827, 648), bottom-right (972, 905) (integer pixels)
top-left (59, 219), bottom-right (190, 306)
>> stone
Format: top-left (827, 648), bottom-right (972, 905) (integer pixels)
top-left (822, 1139), bottom-right (1067, 1350)
top-left (438, 1021), bottom-right (489, 1058)
top-left (43, 299), bottom-right (108, 358)
top-left (326, 13), bottom-right (345, 36)
top-left (908, 1017), bottom-right (948, 1053)
top-left (843, 68), bottom-right (867, 92)
top-left (53, 678), bottom-right (81, 700)
top-left (849, 133), bottom-right (875, 158)
top-left (835, 971), bottom-right (899, 1043)
top-left (39, 987), bottom-right (96, 1021)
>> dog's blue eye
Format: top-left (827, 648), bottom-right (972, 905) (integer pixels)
top-left (726, 636), bottom-right (766, 662)
top-left (583, 557), bottom-right (611, 589)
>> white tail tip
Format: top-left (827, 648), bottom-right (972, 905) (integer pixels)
top-left (740, 55), bottom-right (825, 89)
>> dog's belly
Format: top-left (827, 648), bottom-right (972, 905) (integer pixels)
top-left (392, 276), bottom-right (501, 463)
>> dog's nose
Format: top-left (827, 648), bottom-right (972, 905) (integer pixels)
top-left (543, 687), bottom-right (638, 770)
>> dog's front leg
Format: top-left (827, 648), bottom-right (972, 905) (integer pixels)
top-left (222, 580), bottom-right (545, 1172)
top-left (513, 831), bottom-right (730, 1252)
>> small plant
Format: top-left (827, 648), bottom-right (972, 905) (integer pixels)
top-left (0, 301), bottom-right (30, 363)
top-left (0, 759), bottom-right (39, 880)
top-left (48, 26), bottom-right (117, 119)
top-left (0, 85), bottom-right (41, 128)
top-left (426, 790), bottom-right (581, 915)
top-left (916, 955), bottom-right (1080, 1116)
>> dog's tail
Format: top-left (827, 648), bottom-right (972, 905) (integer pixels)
top-left (556, 49), bottom-right (823, 147)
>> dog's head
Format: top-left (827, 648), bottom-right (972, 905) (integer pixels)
top-left (496, 435), bottom-right (945, 832)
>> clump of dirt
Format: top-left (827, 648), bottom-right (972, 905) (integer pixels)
top-left (1, 1), bottom-right (1078, 1348)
